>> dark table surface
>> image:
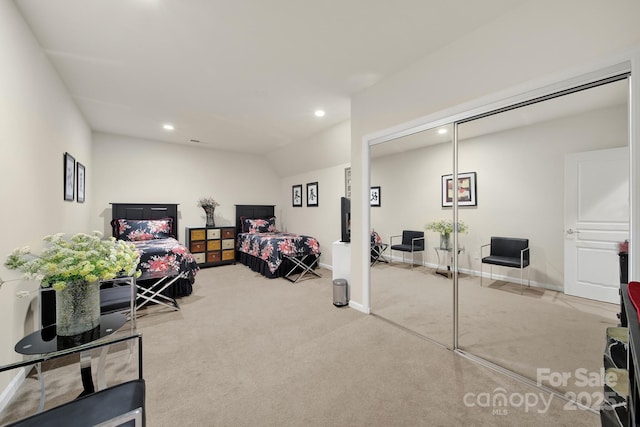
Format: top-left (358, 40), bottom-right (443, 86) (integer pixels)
top-left (14, 313), bottom-right (127, 355)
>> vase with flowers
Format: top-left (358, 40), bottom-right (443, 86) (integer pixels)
top-left (198, 197), bottom-right (220, 227)
top-left (5, 231), bottom-right (140, 336)
top-left (426, 219), bottom-right (469, 249)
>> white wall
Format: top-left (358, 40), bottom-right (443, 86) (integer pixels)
top-left (371, 105), bottom-right (627, 289)
top-left (0, 1), bottom-right (92, 392)
top-left (91, 133), bottom-right (281, 241)
top-left (350, 0), bottom-right (640, 309)
top-left (266, 120), bottom-right (350, 177)
top-left (278, 163), bottom-right (350, 269)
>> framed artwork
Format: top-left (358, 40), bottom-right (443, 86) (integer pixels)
top-left (63, 152), bottom-right (75, 201)
top-left (292, 184), bottom-right (302, 207)
top-left (76, 162), bottom-right (85, 203)
top-left (344, 167), bottom-right (351, 198)
top-left (441, 172), bottom-right (477, 207)
top-left (306, 181), bottom-right (319, 207)
top-left (370, 186), bottom-right (381, 207)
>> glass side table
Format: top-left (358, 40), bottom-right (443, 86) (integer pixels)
top-left (433, 247), bottom-right (464, 279)
top-left (10, 313), bottom-right (132, 413)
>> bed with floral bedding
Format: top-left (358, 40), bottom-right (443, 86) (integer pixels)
top-left (110, 203), bottom-right (199, 302)
top-left (235, 205), bottom-right (321, 282)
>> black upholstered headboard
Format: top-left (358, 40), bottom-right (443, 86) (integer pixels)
top-left (110, 203), bottom-right (179, 239)
top-left (235, 204), bottom-right (275, 236)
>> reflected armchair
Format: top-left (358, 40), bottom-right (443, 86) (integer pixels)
top-left (481, 236), bottom-right (530, 294)
top-left (390, 230), bottom-right (425, 269)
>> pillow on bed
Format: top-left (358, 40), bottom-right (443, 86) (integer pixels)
top-left (114, 218), bottom-right (174, 241)
top-left (243, 217), bottom-right (277, 234)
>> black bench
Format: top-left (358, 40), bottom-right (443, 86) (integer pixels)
top-left (481, 237), bottom-right (530, 294)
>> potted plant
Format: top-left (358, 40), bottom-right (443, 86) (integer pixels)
top-left (5, 231), bottom-right (140, 336)
top-left (426, 219), bottom-right (469, 249)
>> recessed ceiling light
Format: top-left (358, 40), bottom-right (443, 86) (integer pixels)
top-left (163, 124), bottom-right (174, 131)
top-left (438, 128), bottom-right (447, 134)
top-left (314, 110), bottom-right (325, 117)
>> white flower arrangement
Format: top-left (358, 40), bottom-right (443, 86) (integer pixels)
top-left (4, 231), bottom-right (141, 291)
top-left (425, 219), bottom-right (469, 235)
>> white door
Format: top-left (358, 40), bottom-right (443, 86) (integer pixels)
top-left (564, 147), bottom-right (629, 303)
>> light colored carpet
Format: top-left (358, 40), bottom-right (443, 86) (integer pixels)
top-left (1, 263), bottom-right (604, 426)
top-left (372, 261), bottom-right (618, 398)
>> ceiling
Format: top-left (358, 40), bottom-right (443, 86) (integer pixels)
top-left (371, 77), bottom-right (629, 158)
top-left (14, 0), bottom-right (528, 155)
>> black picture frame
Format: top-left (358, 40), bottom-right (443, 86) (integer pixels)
top-left (370, 186), bottom-right (381, 207)
top-left (292, 184), bottom-right (302, 207)
top-left (63, 152), bottom-right (75, 201)
top-left (345, 167), bottom-right (351, 198)
top-left (77, 162), bottom-right (85, 203)
top-left (306, 182), bottom-right (319, 207)
top-left (441, 171), bottom-right (477, 207)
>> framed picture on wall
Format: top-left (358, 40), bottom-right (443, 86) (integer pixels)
top-left (76, 162), bottom-right (85, 203)
top-left (345, 167), bottom-right (351, 198)
top-left (441, 172), bottom-right (477, 207)
top-left (63, 152), bottom-right (75, 201)
top-left (370, 186), bottom-right (381, 207)
top-left (306, 182), bottom-right (319, 207)
top-left (292, 184), bottom-right (302, 207)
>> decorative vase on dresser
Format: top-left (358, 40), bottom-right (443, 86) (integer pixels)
top-left (202, 206), bottom-right (216, 227)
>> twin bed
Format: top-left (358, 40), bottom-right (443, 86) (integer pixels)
top-left (111, 203), bottom-right (320, 301)
top-left (235, 205), bottom-right (321, 282)
top-left (110, 203), bottom-right (199, 308)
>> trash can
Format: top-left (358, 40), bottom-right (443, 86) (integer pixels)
top-left (333, 279), bottom-right (348, 307)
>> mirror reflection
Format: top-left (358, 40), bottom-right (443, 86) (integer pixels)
top-left (369, 78), bottom-right (629, 406)
top-left (457, 78), bottom-right (628, 401)
top-left (370, 124), bottom-right (455, 348)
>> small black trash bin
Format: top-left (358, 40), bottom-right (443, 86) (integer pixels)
top-left (333, 279), bottom-right (348, 307)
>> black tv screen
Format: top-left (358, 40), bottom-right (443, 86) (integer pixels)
top-left (341, 197), bottom-right (351, 243)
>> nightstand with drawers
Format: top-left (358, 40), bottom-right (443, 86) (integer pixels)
top-left (186, 226), bottom-right (236, 267)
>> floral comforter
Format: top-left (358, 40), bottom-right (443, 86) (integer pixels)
top-left (237, 232), bottom-right (320, 274)
top-left (132, 237), bottom-right (199, 281)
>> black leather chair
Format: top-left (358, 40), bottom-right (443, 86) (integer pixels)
top-left (6, 379), bottom-right (145, 427)
top-left (390, 230), bottom-right (425, 269)
top-left (481, 236), bottom-right (530, 294)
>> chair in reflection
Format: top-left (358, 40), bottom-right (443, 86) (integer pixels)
top-left (480, 236), bottom-right (530, 294)
top-left (389, 230), bottom-right (425, 269)
top-left (370, 230), bottom-right (388, 266)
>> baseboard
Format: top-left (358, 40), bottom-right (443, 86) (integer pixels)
top-left (319, 261), bottom-right (331, 270)
top-left (384, 255), bottom-right (562, 292)
top-left (348, 300), bottom-right (369, 314)
top-left (0, 367), bottom-right (27, 413)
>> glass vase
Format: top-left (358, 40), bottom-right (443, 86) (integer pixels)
top-left (440, 233), bottom-right (451, 250)
top-left (203, 206), bottom-right (216, 227)
top-left (55, 281), bottom-right (101, 336)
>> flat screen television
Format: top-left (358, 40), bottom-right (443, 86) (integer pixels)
top-left (341, 197), bottom-right (351, 243)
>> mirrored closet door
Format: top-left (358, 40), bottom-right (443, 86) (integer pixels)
top-left (369, 124), bottom-right (455, 348)
top-left (455, 77), bottom-right (629, 401)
